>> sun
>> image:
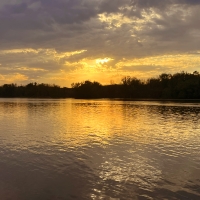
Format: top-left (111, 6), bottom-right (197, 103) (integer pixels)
top-left (96, 58), bottom-right (113, 65)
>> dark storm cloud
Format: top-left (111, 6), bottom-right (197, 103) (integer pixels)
top-left (0, 0), bottom-right (99, 30)
top-left (0, 1), bottom-right (105, 53)
top-left (4, 2), bottom-right (27, 14)
top-left (0, 0), bottom-right (199, 56)
top-left (178, 0), bottom-right (200, 5)
top-left (0, 0), bottom-right (199, 34)
top-left (132, 0), bottom-right (200, 8)
top-left (99, 0), bottom-right (129, 13)
top-left (36, 0), bottom-right (98, 24)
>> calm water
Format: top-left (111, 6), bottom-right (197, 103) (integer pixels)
top-left (0, 98), bottom-right (200, 200)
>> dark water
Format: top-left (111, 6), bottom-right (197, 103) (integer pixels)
top-left (0, 98), bottom-right (200, 200)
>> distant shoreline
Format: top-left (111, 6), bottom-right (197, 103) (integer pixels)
top-left (1, 71), bottom-right (200, 99)
top-left (113, 98), bottom-right (200, 102)
top-left (1, 97), bottom-right (200, 103)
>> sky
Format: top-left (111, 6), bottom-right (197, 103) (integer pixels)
top-left (1, 0), bottom-right (200, 87)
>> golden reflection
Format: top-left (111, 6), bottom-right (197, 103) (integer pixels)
top-left (51, 100), bottom-right (200, 150)
top-left (55, 100), bottom-right (126, 147)
top-left (98, 156), bottom-right (162, 185)
top-left (1, 96), bottom-right (199, 153)
top-left (1, 99), bottom-right (200, 195)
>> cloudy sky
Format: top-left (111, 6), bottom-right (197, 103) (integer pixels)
top-left (1, 0), bottom-right (200, 86)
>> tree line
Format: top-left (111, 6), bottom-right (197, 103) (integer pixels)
top-left (0, 83), bottom-right (73, 98)
top-left (1, 71), bottom-right (200, 99)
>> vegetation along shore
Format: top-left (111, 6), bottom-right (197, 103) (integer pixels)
top-left (1, 71), bottom-right (200, 99)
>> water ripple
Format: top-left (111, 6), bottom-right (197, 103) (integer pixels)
top-left (0, 99), bottom-right (200, 199)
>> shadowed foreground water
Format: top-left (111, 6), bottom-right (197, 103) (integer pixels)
top-left (0, 98), bottom-right (200, 200)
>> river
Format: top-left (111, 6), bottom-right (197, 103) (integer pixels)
top-left (0, 98), bottom-right (200, 200)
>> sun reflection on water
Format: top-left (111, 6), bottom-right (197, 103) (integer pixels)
top-left (0, 99), bottom-right (200, 199)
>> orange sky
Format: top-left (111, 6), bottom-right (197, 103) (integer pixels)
top-left (0, 1), bottom-right (200, 87)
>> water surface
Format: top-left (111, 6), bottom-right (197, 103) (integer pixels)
top-left (0, 98), bottom-right (200, 200)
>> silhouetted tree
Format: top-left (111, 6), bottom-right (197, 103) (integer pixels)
top-left (72, 80), bottom-right (102, 98)
top-left (1, 71), bottom-right (200, 99)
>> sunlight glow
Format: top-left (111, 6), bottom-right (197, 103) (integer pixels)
top-left (116, 54), bottom-right (200, 69)
top-left (98, 13), bottom-right (134, 28)
top-left (16, 67), bottom-right (47, 72)
top-left (1, 49), bottom-right (39, 54)
top-left (1, 48), bottom-right (200, 87)
top-left (96, 58), bottom-right (113, 65)
top-left (0, 48), bottom-right (87, 58)
top-left (0, 73), bottom-right (28, 82)
top-left (55, 50), bottom-right (87, 59)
